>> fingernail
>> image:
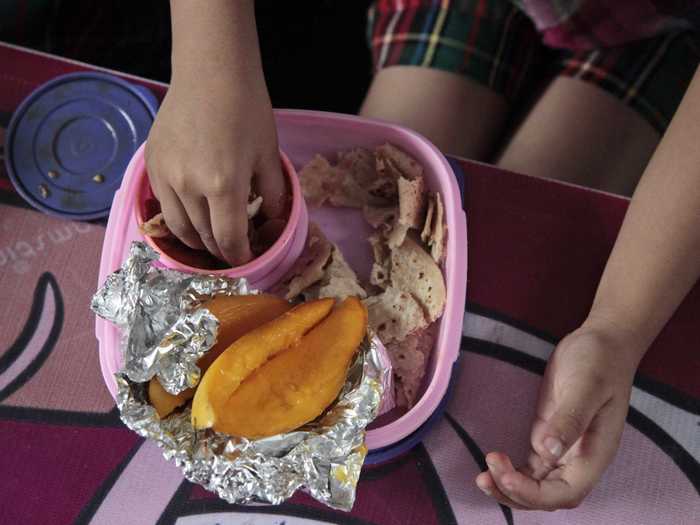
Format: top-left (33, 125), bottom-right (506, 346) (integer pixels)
top-left (486, 460), bottom-right (501, 474)
top-left (544, 437), bottom-right (563, 458)
top-left (479, 486), bottom-right (492, 496)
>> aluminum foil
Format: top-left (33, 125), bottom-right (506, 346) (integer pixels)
top-left (91, 242), bottom-right (252, 394)
top-left (92, 241), bottom-right (389, 510)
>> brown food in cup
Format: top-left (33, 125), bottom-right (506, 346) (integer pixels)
top-left (139, 192), bottom-right (289, 270)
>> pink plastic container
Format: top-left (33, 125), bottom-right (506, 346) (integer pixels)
top-left (95, 109), bottom-right (467, 454)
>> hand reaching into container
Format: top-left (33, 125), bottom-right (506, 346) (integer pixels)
top-left (146, 0), bottom-right (286, 266)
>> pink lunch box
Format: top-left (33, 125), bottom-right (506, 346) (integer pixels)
top-left (95, 109), bottom-right (467, 462)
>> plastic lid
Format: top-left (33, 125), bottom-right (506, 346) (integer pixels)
top-left (4, 72), bottom-right (158, 220)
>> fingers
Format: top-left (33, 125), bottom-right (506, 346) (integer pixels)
top-left (475, 471), bottom-right (529, 510)
top-left (484, 452), bottom-right (542, 509)
top-left (477, 452), bottom-right (574, 511)
top-left (208, 189), bottom-right (253, 266)
top-left (531, 381), bottom-right (608, 465)
top-left (480, 403), bottom-right (624, 511)
top-left (496, 465), bottom-right (579, 511)
top-left (255, 153), bottom-right (287, 219)
top-left (179, 196), bottom-right (225, 261)
top-left (525, 449), bottom-right (554, 480)
top-left (151, 174), bottom-right (256, 265)
top-left (156, 186), bottom-right (205, 251)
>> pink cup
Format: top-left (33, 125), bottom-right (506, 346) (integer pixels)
top-left (132, 146), bottom-right (308, 290)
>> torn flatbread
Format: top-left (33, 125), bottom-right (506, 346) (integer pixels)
top-left (386, 175), bottom-right (426, 248)
top-left (397, 176), bottom-right (426, 229)
top-left (299, 151), bottom-right (391, 209)
top-left (385, 170), bottom-right (426, 248)
top-left (367, 176), bottom-right (399, 202)
top-left (327, 171), bottom-right (373, 209)
top-left (390, 236), bottom-right (446, 322)
top-left (337, 148), bottom-right (377, 188)
top-left (139, 212), bottom-right (170, 238)
top-left (429, 192), bottom-right (446, 263)
top-left (366, 177), bottom-right (426, 249)
top-left (299, 155), bottom-right (334, 207)
top-left (375, 143), bottom-right (424, 181)
top-left (278, 224), bottom-right (366, 302)
top-left (332, 149), bottom-right (394, 208)
top-left (368, 232), bottom-right (446, 324)
top-left (272, 223), bottom-right (332, 300)
top-left (247, 195), bottom-right (263, 219)
top-left (421, 194), bottom-right (435, 243)
top-left (363, 205), bottom-right (397, 231)
top-left (368, 233), bottom-right (391, 289)
top-left (363, 286), bottom-right (428, 344)
top-left (386, 223), bottom-right (411, 250)
top-left (309, 246), bottom-right (367, 301)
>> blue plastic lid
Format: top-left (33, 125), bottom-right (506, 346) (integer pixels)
top-left (4, 72), bottom-right (159, 220)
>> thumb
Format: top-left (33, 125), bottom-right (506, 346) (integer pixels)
top-left (534, 382), bottom-right (608, 464)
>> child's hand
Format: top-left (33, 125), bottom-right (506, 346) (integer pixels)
top-left (475, 318), bottom-right (640, 510)
top-left (145, 73), bottom-right (286, 266)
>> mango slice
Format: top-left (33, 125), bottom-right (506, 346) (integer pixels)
top-left (148, 294), bottom-right (292, 418)
top-left (212, 297), bottom-right (367, 438)
top-left (191, 297), bottom-right (336, 429)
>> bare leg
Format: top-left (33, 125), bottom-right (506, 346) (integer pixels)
top-left (360, 66), bottom-right (509, 160)
top-left (497, 76), bottom-right (660, 196)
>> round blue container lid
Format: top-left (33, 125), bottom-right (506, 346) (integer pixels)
top-left (4, 72), bottom-right (159, 220)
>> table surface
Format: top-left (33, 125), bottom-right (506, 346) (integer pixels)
top-left (0, 42), bottom-right (698, 525)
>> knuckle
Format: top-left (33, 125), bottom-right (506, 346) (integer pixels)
top-left (207, 173), bottom-right (238, 197)
top-left (216, 234), bottom-right (243, 253)
top-left (196, 229), bottom-right (215, 242)
top-left (173, 229), bottom-right (193, 244)
top-left (170, 172), bottom-right (191, 193)
top-left (167, 221), bottom-right (192, 240)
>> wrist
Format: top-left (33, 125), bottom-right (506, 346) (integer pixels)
top-left (170, 0), bottom-right (262, 80)
top-left (580, 307), bottom-right (650, 371)
top-left (170, 60), bottom-right (266, 97)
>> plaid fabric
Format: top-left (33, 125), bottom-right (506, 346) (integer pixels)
top-left (511, 0), bottom-right (700, 49)
top-left (368, 0), bottom-right (700, 132)
top-left (368, 1), bottom-right (544, 101)
top-left (556, 31), bottom-right (700, 131)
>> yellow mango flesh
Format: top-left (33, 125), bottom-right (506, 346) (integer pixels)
top-left (213, 297), bottom-right (367, 438)
top-left (148, 294), bottom-right (291, 418)
top-left (191, 297), bottom-right (336, 429)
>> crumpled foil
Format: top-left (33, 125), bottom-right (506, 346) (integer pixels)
top-left (91, 242), bottom-right (252, 394)
top-left (92, 241), bottom-right (388, 510)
